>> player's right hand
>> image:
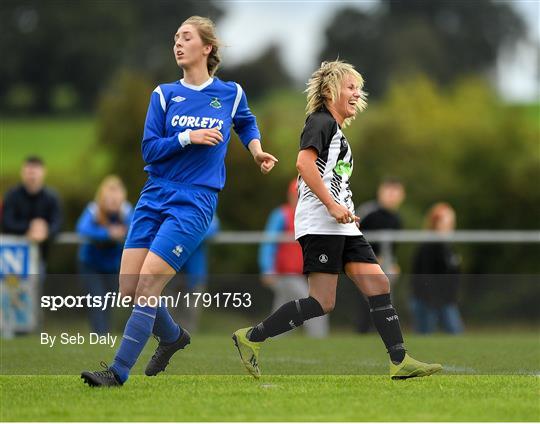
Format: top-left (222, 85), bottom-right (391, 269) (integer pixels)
top-left (327, 202), bottom-right (359, 224)
top-left (189, 128), bottom-right (223, 146)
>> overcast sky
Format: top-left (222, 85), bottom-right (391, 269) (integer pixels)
top-left (216, 0), bottom-right (539, 103)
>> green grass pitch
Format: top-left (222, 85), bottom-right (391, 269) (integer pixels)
top-left (1, 332), bottom-right (539, 421)
top-left (1, 117), bottom-right (109, 186)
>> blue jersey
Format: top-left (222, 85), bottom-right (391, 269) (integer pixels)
top-left (142, 77), bottom-right (261, 191)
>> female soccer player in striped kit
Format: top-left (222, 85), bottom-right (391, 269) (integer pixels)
top-left (233, 60), bottom-right (442, 380)
top-left (81, 16), bottom-right (277, 387)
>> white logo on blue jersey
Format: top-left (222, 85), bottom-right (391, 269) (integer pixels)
top-left (171, 115), bottom-right (224, 130)
top-left (172, 96), bottom-right (186, 103)
top-left (172, 245), bottom-right (184, 257)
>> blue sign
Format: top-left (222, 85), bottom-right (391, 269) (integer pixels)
top-left (0, 244), bottom-right (30, 278)
top-left (0, 237), bottom-right (39, 336)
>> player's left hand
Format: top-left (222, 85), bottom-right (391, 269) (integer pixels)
top-left (254, 152), bottom-right (278, 174)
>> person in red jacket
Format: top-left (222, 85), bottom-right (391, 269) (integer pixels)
top-left (258, 180), bottom-right (329, 338)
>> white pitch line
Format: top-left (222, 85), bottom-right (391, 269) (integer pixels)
top-left (442, 364), bottom-right (477, 373)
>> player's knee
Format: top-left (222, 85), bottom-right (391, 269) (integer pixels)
top-left (119, 286), bottom-right (136, 299)
top-left (362, 274), bottom-right (391, 297)
top-left (374, 275), bottom-right (391, 295)
top-left (118, 275), bottom-right (137, 299)
top-left (134, 275), bottom-right (161, 303)
top-left (320, 298), bottom-right (335, 314)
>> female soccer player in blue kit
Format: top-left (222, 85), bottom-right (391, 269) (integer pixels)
top-left (81, 16), bottom-right (277, 387)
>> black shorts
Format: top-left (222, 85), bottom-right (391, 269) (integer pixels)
top-left (298, 234), bottom-right (378, 274)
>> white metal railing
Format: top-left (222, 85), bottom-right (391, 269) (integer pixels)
top-left (51, 230), bottom-right (540, 274)
top-left (2, 230), bottom-right (539, 277)
top-left (54, 230), bottom-right (540, 245)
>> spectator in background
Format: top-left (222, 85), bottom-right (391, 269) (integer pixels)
top-left (354, 177), bottom-right (405, 333)
top-left (259, 179), bottom-right (329, 338)
top-left (1, 156), bottom-right (62, 268)
top-left (410, 202), bottom-right (464, 334)
top-left (77, 175), bottom-right (133, 334)
top-left (166, 214), bottom-right (220, 333)
top-left (357, 177), bottom-right (405, 267)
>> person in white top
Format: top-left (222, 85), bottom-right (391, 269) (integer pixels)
top-left (233, 60), bottom-right (442, 381)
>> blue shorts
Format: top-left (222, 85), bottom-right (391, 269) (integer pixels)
top-left (124, 176), bottom-right (218, 272)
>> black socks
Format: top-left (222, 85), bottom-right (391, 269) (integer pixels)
top-left (247, 293), bottom-right (405, 365)
top-left (368, 293), bottom-right (406, 364)
top-left (248, 296), bottom-right (325, 342)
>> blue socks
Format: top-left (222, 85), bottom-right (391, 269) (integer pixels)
top-left (110, 305), bottom-right (182, 383)
top-left (153, 305), bottom-right (182, 344)
top-left (110, 305), bottom-right (157, 383)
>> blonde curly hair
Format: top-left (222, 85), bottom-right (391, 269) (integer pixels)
top-left (305, 60), bottom-right (367, 127)
top-left (181, 16), bottom-right (221, 76)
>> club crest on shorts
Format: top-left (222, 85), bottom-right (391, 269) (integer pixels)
top-left (209, 98), bottom-right (222, 109)
top-left (172, 245), bottom-right (184, 257)
top-left (319, 254), bottom-right (328, 263)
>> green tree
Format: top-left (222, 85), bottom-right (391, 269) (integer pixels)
top-left (319, 0), bottom-right (526, 97)
top-left (218, 44), bottom-right (293, 101)
top-left (96, 70), bottom-right (153, 198)
top-left (0, 0), bottom-right (222, 113)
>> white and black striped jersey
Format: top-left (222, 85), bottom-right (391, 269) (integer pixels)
top-left (295, 107), bottom-right (362, 239)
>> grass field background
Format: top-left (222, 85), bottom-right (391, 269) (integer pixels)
top-left (1, 117), bottom-right (109, 189)
top-left (1, 332), bottom-right (539, 421)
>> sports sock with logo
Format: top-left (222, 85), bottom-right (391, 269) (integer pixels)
top-left (153, 304), bottom-right (182, 344)
top-left (110, 304), bottom-right (157, 383)
top-left (248, 296), bottom-right (325, 342)
top-left (368, 293), bottom-right (406, 364)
